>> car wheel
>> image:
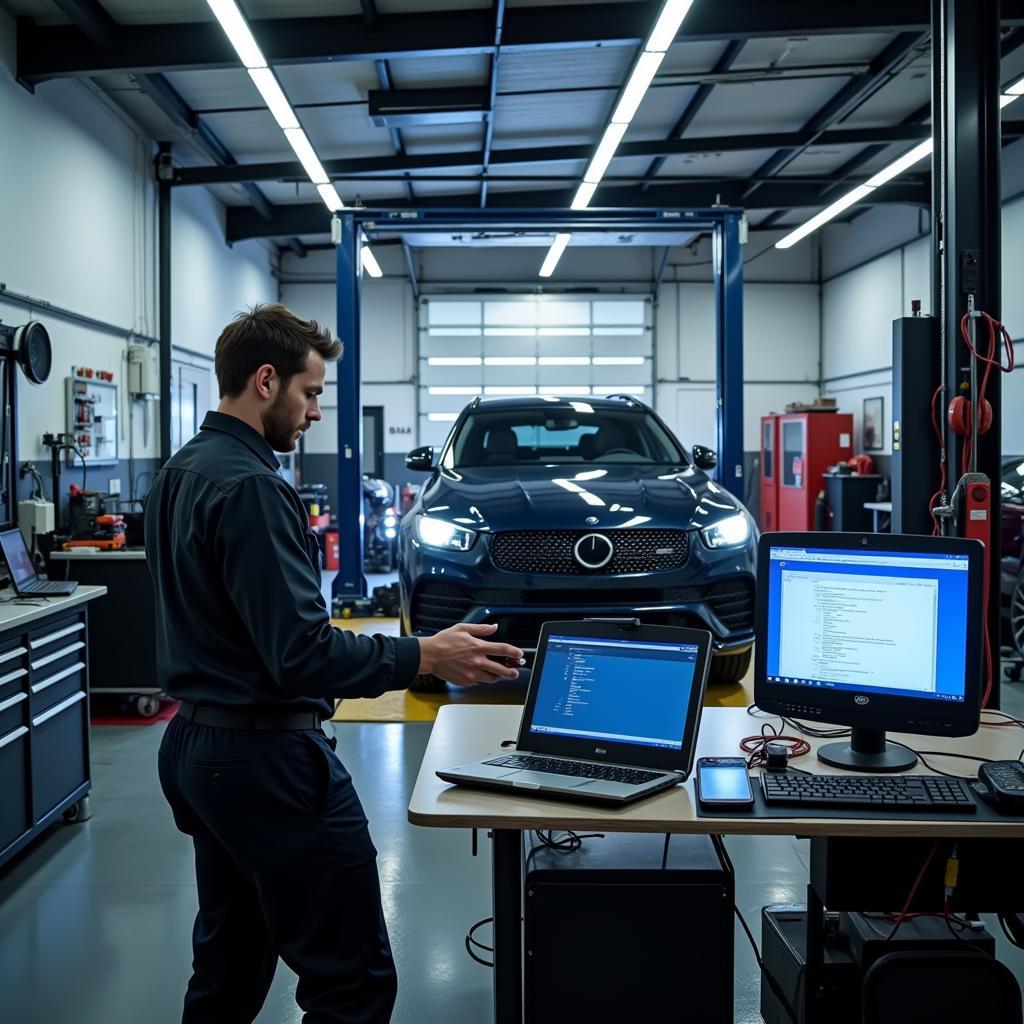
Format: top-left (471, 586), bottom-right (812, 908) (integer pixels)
top-left (1011, 568), bottom-right (1024, 661)
top-left (709, 648), bottom-right (752, 685)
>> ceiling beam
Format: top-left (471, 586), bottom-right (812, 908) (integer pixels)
top-left (641, 39), bottom-right (745, 190)
top-left (20, 2), bottom-right (1024, 87)
top-left (174, 123), bottom-right (958, 187)
top-left (224, 178), bottom-right (930, 242)
top-left (743, 31), bottom-right (926, 202)
top-left (481, 0), bottom-right (507, 208)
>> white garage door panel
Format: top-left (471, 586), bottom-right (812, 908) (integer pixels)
top-left (418, 294), bottom-right (653, 442)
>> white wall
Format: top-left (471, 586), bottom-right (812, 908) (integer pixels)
top-left (279, 272), bottom-right (417, 456)
top-left (820, 196), bottom-right (1024, 455)
top-left (0, 9), bottom-right (276, 469)
top-left (655, 282), bottom-right (820, 452)
top-left (171, 187), bottom-right (277, 360)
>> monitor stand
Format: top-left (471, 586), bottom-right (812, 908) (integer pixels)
top-left (817, 728), bottom-right (918, 773)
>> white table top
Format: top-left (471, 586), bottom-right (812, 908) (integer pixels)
top-left (408, 704), bottom-right (1024, 839)
top-left (50, 549), bottom-right (147, 560)
top-left (0, 585), bottom-right (107, 630)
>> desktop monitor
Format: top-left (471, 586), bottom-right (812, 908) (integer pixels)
top-left (754, 532), bottom-right (985, 773)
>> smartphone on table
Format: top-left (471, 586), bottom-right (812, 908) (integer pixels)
top-left (695, 756), bottom-right (755, 810)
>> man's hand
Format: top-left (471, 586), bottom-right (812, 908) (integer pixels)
top-left (417, 623), bottom-right (525, 687)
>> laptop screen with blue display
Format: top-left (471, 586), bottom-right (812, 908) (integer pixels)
top-left (528, 634), bottom-right (701, 750)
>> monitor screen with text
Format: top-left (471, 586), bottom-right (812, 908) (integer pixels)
top-left (764, 545), bottom-right (970, 703)
top-left (529, 634), bottom-right (701, 749)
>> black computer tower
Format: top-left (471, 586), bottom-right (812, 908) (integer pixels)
top-left (523, 832), bottom-right (733, 1023)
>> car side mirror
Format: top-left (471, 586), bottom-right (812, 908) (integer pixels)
top-left (405, 446), bottom-right (435, 472)
top-left (692, 445), bottom-right (717, 470)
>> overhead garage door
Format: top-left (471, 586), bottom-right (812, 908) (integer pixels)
top-left (418, 294), bottom-right (653, 449)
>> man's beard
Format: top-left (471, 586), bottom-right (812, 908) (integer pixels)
top-left (262, 393), bottom-right (304, 452)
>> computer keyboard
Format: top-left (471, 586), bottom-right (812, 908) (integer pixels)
top-left (484, 754), bottom-right (662, 786)
top-left (761, 772), bottom-right (977, 813)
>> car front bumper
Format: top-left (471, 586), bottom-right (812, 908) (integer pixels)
top-left (399, 527), bottom-right (756, 657)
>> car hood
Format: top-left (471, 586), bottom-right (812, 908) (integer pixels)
top-left (417, 463), bottom-right (745, 533)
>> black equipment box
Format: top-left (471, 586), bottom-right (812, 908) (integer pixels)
top-left (761, 904), bottom-right (997, 1024)
top-left (524, 832), bottom-right (733, 1023)
top-left (760, 905), bottom-right (859, 1024)
top-left (823, 473), bottom-right (883, 532)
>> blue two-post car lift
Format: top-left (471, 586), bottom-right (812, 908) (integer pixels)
top-left (333, 204), bottom-right (745, 601)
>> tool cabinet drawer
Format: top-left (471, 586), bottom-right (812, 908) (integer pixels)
top-left (0, 726), bottom-right (29, 853)
top-left (31, 691), bottom-right (88, 821)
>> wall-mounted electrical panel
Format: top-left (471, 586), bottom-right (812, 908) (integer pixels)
top-left (127, 344), bottom-right (160, 398)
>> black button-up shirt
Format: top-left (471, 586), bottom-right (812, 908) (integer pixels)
top-left (144, 411), bottom-right (420, 718)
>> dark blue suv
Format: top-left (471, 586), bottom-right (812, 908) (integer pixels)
top-left (398, 395), bottom-right (757, 689)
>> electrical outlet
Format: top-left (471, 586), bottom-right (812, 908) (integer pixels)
top-left (108, 478), bottom-right (121, 496)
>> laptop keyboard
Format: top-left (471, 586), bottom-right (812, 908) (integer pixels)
top-left (29, 581), bottom-right (75, 594)
top-left (484, 754), bottom-right (662, 786)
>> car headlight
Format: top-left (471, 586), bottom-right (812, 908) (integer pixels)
top-left (701, 512), bottom-right (750, 549)
top-left (415, 515), bottom-right (477, 551)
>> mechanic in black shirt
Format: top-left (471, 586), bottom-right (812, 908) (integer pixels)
top-left (146, 304), bottom-right (523, 1024)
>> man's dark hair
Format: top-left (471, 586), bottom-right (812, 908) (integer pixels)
top-left (215, 303), bottom-right (342, 398)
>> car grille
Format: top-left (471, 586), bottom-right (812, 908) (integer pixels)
top-left (409, 577), bottom-right (754, 636)
top-left (410, 582), bottom-right (474, 634)
top-left (490, 529), bottom-right (689, 575)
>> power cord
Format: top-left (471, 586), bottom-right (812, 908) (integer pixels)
top-left (465, 828), bottom-right (606, 968)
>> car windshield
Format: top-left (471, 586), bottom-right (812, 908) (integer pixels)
top-left (446, 406), bottom-right (688, 468)
top-left (1003, 459), bottom-right (1024, 504)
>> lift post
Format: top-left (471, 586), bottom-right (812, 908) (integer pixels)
top-left (334, 205), bottom-right (746, 600)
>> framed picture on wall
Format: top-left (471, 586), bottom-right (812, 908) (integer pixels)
top-left (863, 396), bottom-right (884, 451)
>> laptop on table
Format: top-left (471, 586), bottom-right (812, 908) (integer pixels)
top-left (0, 528), bottom-right (78, 596)
top-left (437, 619), bottom-right (712, 805)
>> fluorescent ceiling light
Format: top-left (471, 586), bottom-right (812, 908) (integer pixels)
top-left (484, 356), bottom-right (537, 366)
top-left (571, 182), bottom-right (598, 210)
top-left (863, 139), bottom-right (932, 188)
top-left (539, 356), bottom-right (591, 365)
top-left (484, 386), bottom-right (537, 395)
top-left (539, 233), bottom-right (572, 277)
top-left (428, 357), bottom-right (482, 366)
top-left (611, 51), bottom-right (666, 124)
top-left (1007, 75), bottom-right (1024, 96)
top-left (1001, 93), bottom-right (1018, 109)
top-left (316, 183), bottom-right (344, 211)
top-left (428, 413), bottom-right (459, 422)
top-left (775, 184), bottom-right (874, 250)
top-left (207, 0), bottom-right (266, 68)
top-left (584, 121), bottom-right (630, 184)
top-left (284, 128), bottom-right (329, 184)
top-left (247, 68), bottom-right (298, 129)
top-left (540, 386), bottom-right (591, 395)
top-left (593, 356), bottom-right (645, 365)
top-left (428, 387), bottom-right (481, 395)
top-left (645, 0), bottom-right (696, 52)
top-left (360, 246), bottom-right (383, 277)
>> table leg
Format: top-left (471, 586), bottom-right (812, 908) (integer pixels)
top-left (492, 828), bottom-right (523, 1024)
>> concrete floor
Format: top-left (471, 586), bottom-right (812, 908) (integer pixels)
top-left (3, 668), bottom-right (1024, 1023)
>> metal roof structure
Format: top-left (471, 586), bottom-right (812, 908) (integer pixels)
top-left (6, 0), bottom-right (1024, 253)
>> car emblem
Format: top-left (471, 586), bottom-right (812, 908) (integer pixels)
top-left (854, 695), bottom-right (870, 705)
top-left (585, 516), bottom-right (599, 525)
top-left (574, 533), bottom-right (615, 570)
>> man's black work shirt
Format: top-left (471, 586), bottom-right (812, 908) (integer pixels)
top-left (144, 411), bottom-right (421, 718)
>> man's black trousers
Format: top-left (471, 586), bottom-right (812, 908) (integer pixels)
top-left (158, 714), bottom-right (397, 1024)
